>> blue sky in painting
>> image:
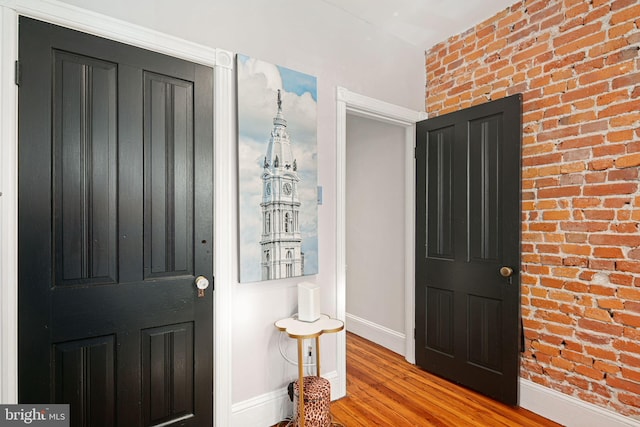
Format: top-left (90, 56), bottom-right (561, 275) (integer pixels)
top-left (278, 65), bottom-right (318, 101)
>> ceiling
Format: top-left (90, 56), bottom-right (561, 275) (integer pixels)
top-left (320, 0), bottom-right (517, 50)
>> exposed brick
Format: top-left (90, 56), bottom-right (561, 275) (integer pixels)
top-left (616, 153), bottom-right (640, 168)
top-left (538, 186), bottom-right (582, 199)
top-left (620, 353), bottom-right (640, 369)
top-left (609, 21), bottom-right (636, 39)
top-left (625, 301), bottom-right (640, 313)
top-left (617, 261), bottom-right (640, 274)
top-left (585, 4), bottom-right (611, 24)
top-left (612, 0), bottom-right (638, 12)
top-left (616, 312), bottom-right (640, 328)
top-left (585, 307), bottom-right (614, 322)
top-left (606, 48), bottom-right (640, 66)
top-left (551, 356), bottom-right (575, 371)
top-left (589, 259), bottom-right (617, 270)
top-left (579, 318), bottom-right (624, 336)
top-left (592, 143), bottom-right (627, 158)
top-left (589, 234), bottom-right (640, 246)
top-left (594, 360), bottom-right (621, 375)
top-left (589, 284), bottom-right (616, 297)
top-left (580, 119), bottom-right (608, 134)
top-left (561, 82), bottom-right (608, 103)
top-left (614, 339), bottom-right (640, 354)
top-left (623, 326), bottom-right (640, 341)
top-left (610, 113), bottom-right (640, 127)
top-left (609, 168), bottom-right (639, 181)
top-left (594, 247), bottom-right (624, 258)
top-left (590, 38), bottom-right (632, 59)
top-left (611, 4), bottom-right (640, 25)
top-left (559, 134), bottom-right (605, 150)
top-left (611, 223), bottom-right (639, 233)
top-left (532, 340), bottom-right (561, 357)
top-left (607, 376), bottom-right (640, 395)
top-left (553, 21), bottom-right (602, 48)
top-left (599, 100), bottom-right (640, 119)
top-left (599, 298), bottom-right (625, 310)
top-left (557, 31), bottom-right (607, 56)
top-left (575, 364), bottom-right (606, 380)
top-left (604, 197), bottom-right (633, 208)
top-left (576, 331), bottom-right (611, 345)
top-left (598, 90), bottom-right (632, 107)
top-left (583, 183), bottom-right (638, 196)
top-left (612, 274), bottom-right (636, 287)
top-left (584, 170), bottom-right (606, 183)
top-left (561, 221), bottom-right (609, 233)
top-left (619, 393), bottom-right (640, 409)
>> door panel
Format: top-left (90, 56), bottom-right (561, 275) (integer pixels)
top-left (416, 94), bottom-right (522, 405)
top-left (53, 51), bottom-right (118, 287)
top-left (19, 17), bottom-right (214, 426)
top-left (142, 323), bottom-right (194, 425)
top-left (468, 115), bottom-right (501, 262)
top-left (144, 72), bottom-right (194, 278)
top-left (426, 126), bottom-right (454, 260)
top-left (54, 335), bottom-right (116, 425)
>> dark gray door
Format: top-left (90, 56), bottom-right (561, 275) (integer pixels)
top-left (415, 94), bottom-right (522, 405)
top-left (18, 17), bottom-right (214, 426)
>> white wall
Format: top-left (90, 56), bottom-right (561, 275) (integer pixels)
top-left (345, 115), bottom-right (406, 352)
top-left (52, 0), bottom-right (426, 410)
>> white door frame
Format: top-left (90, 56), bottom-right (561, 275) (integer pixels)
top-left (335, 86), bottom-right (425, 397)
top-left (0, 1), bottom-right (234, 425)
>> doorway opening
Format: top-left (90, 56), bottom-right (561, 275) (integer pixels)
top-left (346, 115), bottom-right (407, 354)
top-left (335, 87), bottom-right (424, 398)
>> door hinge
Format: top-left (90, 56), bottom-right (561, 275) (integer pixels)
top-left (414, 328), bottom-right (416, 339)
top-left (15, 60), bottom-right (21, 86)
top-left (414, 147), bottom-right (416, 159)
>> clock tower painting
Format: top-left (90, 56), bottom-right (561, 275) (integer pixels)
top-left (237, 54), bottom-right (318, 283)
top-left (260, 90), bottom-right (303, 280)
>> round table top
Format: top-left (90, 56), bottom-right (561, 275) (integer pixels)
top-left (275, 314), bottom-right (344, 339)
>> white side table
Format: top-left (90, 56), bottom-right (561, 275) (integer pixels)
top-left (275, 314), bottom-right (344, 427)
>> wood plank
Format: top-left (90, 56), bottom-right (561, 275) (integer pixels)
top-left (276, 333), bottom-right (560, 426)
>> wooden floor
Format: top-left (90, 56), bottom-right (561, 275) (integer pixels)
top-left (328, 332), bottom-right (561, 427)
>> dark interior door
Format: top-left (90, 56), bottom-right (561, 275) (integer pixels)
top-left (415, 94), bottom-right (522, 405)
top-left (18, 17), bottom-right (214, 426)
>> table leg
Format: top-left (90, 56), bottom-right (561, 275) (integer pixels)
top-left (315, 336), bottom-right (321, 377)
top-left (297, 338), bottom-right (305, 427)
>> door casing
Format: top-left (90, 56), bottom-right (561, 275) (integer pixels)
top-left (0, 3), bottom-right (235, 425)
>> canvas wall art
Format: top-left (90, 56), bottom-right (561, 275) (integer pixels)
top-left (237, 54), bottom-right (318, 283)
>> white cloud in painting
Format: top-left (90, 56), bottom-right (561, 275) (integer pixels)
top-left (237, 55), bottom-right (318, 283)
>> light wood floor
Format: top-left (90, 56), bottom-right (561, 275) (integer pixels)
top-left (328, 332), bottom-right (561, 426)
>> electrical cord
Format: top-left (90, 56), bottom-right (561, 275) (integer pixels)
top-left (278, 330), bottom-right (316, 368)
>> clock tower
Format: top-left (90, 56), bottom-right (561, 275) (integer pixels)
top-left (260, 90), bottom-right (303, 280)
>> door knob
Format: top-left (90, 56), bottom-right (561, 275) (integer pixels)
top-left (195, 275), bottom-right (209, 297)
top-left (499, 266), bottom-right (514, 277)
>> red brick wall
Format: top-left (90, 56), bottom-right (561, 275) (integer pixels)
top-left (425, 0), bottom-right (640, 416)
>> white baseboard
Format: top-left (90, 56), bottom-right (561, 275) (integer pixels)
top-left (345, 312), bottom-right (405, 356)
top-left (231, 371), bottom-right (339, 427)
top-left (520, 378), bottom-right (640, 427)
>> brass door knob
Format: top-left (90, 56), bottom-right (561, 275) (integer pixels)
top-left (499, 266), bottom-right (514, 277)
top-left (195, 275), bottom-right (210, 297)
